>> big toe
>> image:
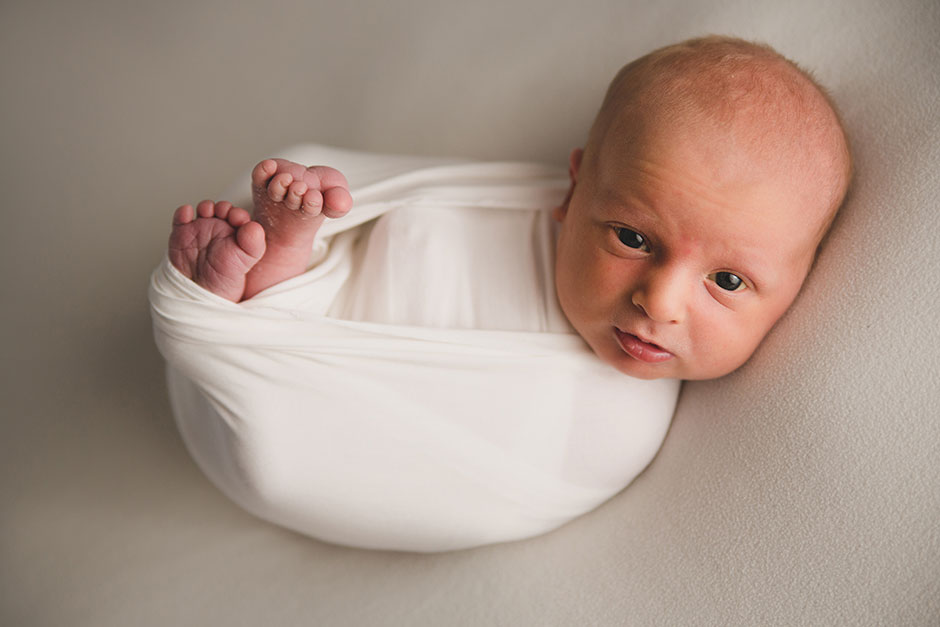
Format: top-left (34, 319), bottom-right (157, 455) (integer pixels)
top-left (322, 186), bottom-right (353, 218)
top-left (236, 221), bottom-right (266, 261)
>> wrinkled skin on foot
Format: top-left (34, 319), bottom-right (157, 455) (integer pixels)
top-left (242, 158), bottom-right (352, 299)
top-left (167, 158), bottom-right (352, 302)
top-left (168, 200), bottom-right (265, 302)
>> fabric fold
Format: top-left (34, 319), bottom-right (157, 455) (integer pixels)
top-left (150, 146), bottom-right (679, 552)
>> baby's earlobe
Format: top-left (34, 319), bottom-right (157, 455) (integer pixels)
top-left (554, 184), bottom-right (574, 222)
top-left (568, 148), bottom-right (584, 182)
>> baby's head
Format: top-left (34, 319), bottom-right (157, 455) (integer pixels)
top-left (554, 36), bottom-right (851, 380)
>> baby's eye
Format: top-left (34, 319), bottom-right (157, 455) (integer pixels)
top-left (709, 271), bottom-right (746, 292)
top-left (616, 227), bottom-right (649, 252)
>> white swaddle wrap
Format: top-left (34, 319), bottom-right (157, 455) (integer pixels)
top-left (149, 145), bottom-right (679, 552)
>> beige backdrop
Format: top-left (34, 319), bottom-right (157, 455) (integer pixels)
top-left (2, 0), bottom-right (938, 625)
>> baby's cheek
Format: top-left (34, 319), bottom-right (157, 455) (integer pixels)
top-left (684, 319), bottom-right (752, 379)
top-left (725, 325), bottom-right (771, 375)
top-left (562, 254), bottom-right (608, 307)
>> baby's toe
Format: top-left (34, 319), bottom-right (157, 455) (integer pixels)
top-left (322, 186), bottom-right (353, 218)
top-left (227, 206), bottom-right (251, 227)
top-left (301, 188), bottom-right (323, 215)
top-left (235, 221), bottom-right (266, 260)
top-left (173, 204), bottom-right (195, 226)
top-left (304, 165), bottom-right (349, 192)
top-left (284, 180), bottom-right (308, 211)
top-left (267, 173), bottom-right (293, 202)
top-left (196, 200), bottom-right (215, 218)
top-left (251, 159), bottom-right (278, 187)
top-left (214, 200), bottom-right (233, 219)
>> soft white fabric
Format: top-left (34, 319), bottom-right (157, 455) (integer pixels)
top-left (149, 145), bottom-right (679, 552)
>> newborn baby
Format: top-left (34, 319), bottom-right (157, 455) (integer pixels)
top-left (155, 36), bottom-right (851, 551)
top-left (168, 35), bottom-right (850, 381)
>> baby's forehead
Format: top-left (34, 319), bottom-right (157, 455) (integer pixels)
top-left (590, 123), bottom-right (840, 255)
top-left (619, 73), bottom-right (843, 192)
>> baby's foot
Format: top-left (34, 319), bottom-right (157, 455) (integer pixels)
top-left (168, 200), bottom-right (266, 302)
top-left (243, 158), bottom-right (353, 299)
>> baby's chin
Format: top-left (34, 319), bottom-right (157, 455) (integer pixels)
top-left (611, 360), bottom-right (746, 381)
top-left (610, 359), bottom-right (683, 380)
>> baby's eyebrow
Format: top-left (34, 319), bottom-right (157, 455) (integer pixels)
top-left (599, 188), bottom-right (659, 222)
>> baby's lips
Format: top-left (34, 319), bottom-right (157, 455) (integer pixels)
top-left (615, 328), bottom-right (674, 363)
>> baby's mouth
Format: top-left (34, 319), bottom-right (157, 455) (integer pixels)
top-left (614, 328), bottom-right (674, 363)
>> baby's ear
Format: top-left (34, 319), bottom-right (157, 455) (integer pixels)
top-left (569, 148), bottom-right (583, 182)
top-left (554, 148), bottom-right (584, 222)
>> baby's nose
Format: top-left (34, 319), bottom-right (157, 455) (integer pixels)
top-left (631, 267), bottom-right (687, 324)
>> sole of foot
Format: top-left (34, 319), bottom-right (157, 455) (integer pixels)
top-left (168, 199), bottom-right (266, 302)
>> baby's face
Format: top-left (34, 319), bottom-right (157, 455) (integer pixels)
top-left (554, 121), bottom-right (830, 380)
